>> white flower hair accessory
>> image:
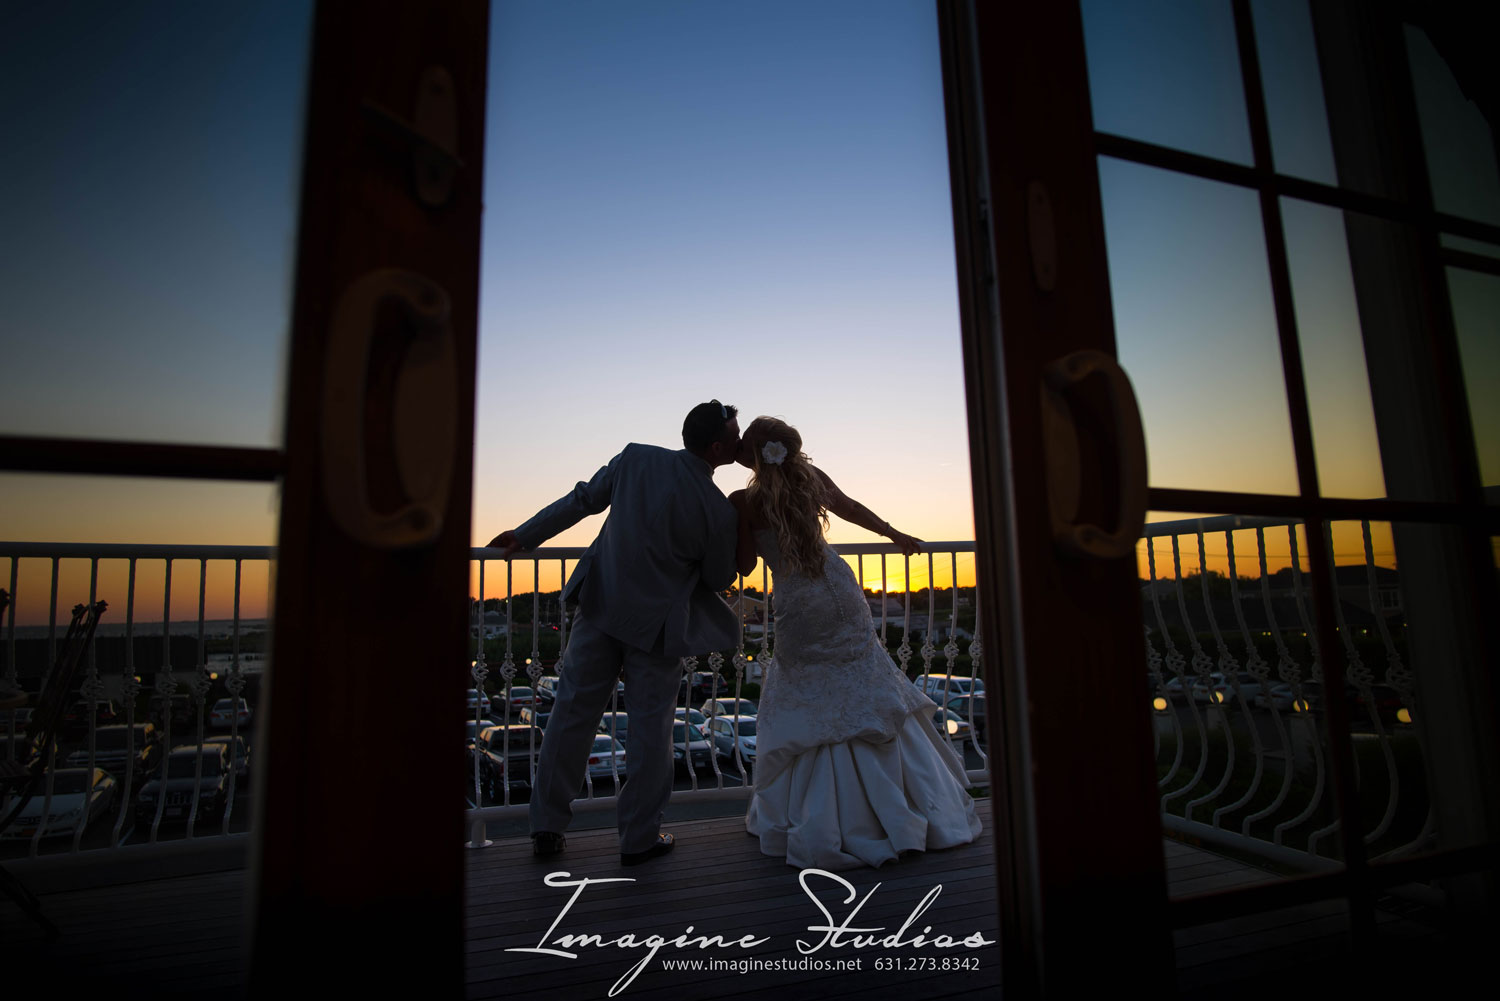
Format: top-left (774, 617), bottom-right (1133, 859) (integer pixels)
top-left (761, 440), bottom-right (788, 465)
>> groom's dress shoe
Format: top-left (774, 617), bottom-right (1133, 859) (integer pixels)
top-left (533, 831), bottom-right (566, 857)
top-left (620, 833), bottom-right (674, 866)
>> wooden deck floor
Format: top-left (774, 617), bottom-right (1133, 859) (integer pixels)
top-left (0, 801), bottom-right (1468, 999)
top-left (467, 812), bottom-right (1003, 1000)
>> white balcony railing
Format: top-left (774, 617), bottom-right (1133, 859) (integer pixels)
top-left (0, 540), bottom-right (988, 861)
top-left (461, 543), bottom-right (987, 846)
top-left (1141, 515), bottom-right (1428, 871)
top-left (2, 543), bottom-right (265, 858)
top-left (4, 518), bottom-right (1432, 875)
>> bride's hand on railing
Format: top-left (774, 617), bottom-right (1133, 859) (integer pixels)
top-left (886, 527), bottom-right (923, 556)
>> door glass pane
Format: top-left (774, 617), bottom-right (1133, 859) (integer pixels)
top-left (1316, 521), bottom-right (1427, 860)
top-left (0, 6), bottom-right (311, 446)
top-left (1324, 519), bottom-right (1497, 860)
top-left (1279, 197), bottom-right (1386, 498)
top-left (2, 474), bottom-right (274, 851)
top-left (1082, 0), bottom-right (1253, 164)
top-left (1251, 0), bottom-right (1338, 185)
top-left (1100, 159), bottom-right (1298, 494)
top-left (1140, 512), bottom-right (1344, 887)
top-left (1405, 26), bottom-right (1500, 227)
top-left (1445, 267), bottom-right (1500, 490)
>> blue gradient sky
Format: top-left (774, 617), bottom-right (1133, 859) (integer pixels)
top-left (3, 0), bottom-right (1495, 621)
top-left (475, 0), bottom-right (969, 561)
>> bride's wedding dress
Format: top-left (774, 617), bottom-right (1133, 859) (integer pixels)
top-left (745, 529), bottom-right (983, 869)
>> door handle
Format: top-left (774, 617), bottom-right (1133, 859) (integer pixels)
top-left (1040, 349), bottom-right (1148, 559)
top-left (321, 268), bottom-right (456, 549)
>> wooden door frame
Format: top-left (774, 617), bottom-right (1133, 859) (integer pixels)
top-left (937, 2), bottom-right (1174, 994)
top-left (249, 1), bottom-right (488, 991)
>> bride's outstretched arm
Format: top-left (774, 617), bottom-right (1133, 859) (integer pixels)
top-left (727, 489), bottom-right (759, 577)
top-left (812, 467), bottom-right (923, 555)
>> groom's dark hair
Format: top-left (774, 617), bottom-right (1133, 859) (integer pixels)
top-left (682, 400), bottom-right (738, 452)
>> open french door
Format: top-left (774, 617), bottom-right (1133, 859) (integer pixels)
top-left (940, 0), bottom-right (1498, 995)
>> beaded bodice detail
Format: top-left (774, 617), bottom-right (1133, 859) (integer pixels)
top-left (751, 528), bottom-right (933, 782)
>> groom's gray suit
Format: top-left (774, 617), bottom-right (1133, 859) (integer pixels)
top-left (515, 443), bottom-right (740, 851)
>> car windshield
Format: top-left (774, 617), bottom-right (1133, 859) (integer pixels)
top-left (673, 723), bottom-right (705, 742)
top-left (592, 736), bottom-right (618, 752)
top-left (510, 687), bottom-right (532, 697)
top-left (49, 771), bottom-right (92, 794)
top-left (167, 754), bottom-right (221, 778)
top-left (728, 720), bottom-right (756, 736)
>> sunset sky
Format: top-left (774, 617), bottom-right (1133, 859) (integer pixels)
top-left (3, 0), bottom-right (1495, 624)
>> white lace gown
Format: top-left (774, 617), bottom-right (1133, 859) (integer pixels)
top-left (745, 529), bottom-right (983, 870)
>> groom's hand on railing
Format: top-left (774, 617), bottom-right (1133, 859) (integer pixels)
top-left (486, 530), bottom-right (528, 559)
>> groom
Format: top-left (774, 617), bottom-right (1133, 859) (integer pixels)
top-left (487, 401), bottom-right (743, 864)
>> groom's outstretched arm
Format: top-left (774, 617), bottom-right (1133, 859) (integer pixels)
top-left (485, 450), bottom-right (624, 555)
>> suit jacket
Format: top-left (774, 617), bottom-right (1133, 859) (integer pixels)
top-left (514, 444), bottom-right (740, 657)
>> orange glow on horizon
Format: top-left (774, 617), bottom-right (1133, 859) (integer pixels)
top-left (1135, 519), bottom-right (1398, 582)
top-left (4, 557), bottom-right (272, 629)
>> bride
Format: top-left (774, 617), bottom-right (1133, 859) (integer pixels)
top-left (727, 416), bottom-right (982, 870)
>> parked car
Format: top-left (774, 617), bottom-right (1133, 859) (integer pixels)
top-left (149, 693), bottom-right (193, 729)
top-left (61, 698), bottom-right (119, 736)
top-left (1353, 684), bottom-right (1413, 727)
top-left (1205, 672), bottom-right (1271, 707)
top-left (1159, 676), bottom-right (1192, 701)
top-left (467, 724), bottom-right (544, 800)
top-left (137, 745), bottom-right (232, 822)
top-left (701, 697), bottom-right (757, 719)
top-left (209, 697), bottom-right (252, 728)
top-left (1187, 672), bottom-right (1224, 704)
top-left (914, 674), bottom-right (984, 700)
top-left (2, 767), bottom-right (118, 839)
top-left (465, 688), bottom-right (492, 717)
top-left (674, 707), bottom-right (708, 727)
top-left (932, 707), bottom-right (972, 745)
top-left (683, 671), bottom-right (727, 701)
top-left (944, 693), bottom-right (987, 740)
top-left (672, 721), bottom-right (714, 773)
top-left (535, 675), bottom-right (564, 704)
top-left (597, 712), bottom-right (631, 742)
top-left (0, 706), bottom-right (34, 730)
top-left (202, 734), bottom-right (251, 784)
top-left (63, 722), bottom-right (160, 778)
top-left (464, 717), bottom-right (500, 744)
top-left (518, 706), bottom-right (552, 730)
top-left (1, 733), bottom-right (40, 763)
top-left (499, 686), bottom-right (538, 713)
top-left (707, 714), bottom-right (757, 766)
top-left (1257, 682), bottom-right (1323, 713)
top-left (584, 734), bottom-right (626, 782)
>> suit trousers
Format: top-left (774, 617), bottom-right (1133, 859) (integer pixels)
top-left (528, 611), bottom-right (683, 853)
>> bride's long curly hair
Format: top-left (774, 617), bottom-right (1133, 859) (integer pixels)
top-left (743, 416), bottom-right (829, 578)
